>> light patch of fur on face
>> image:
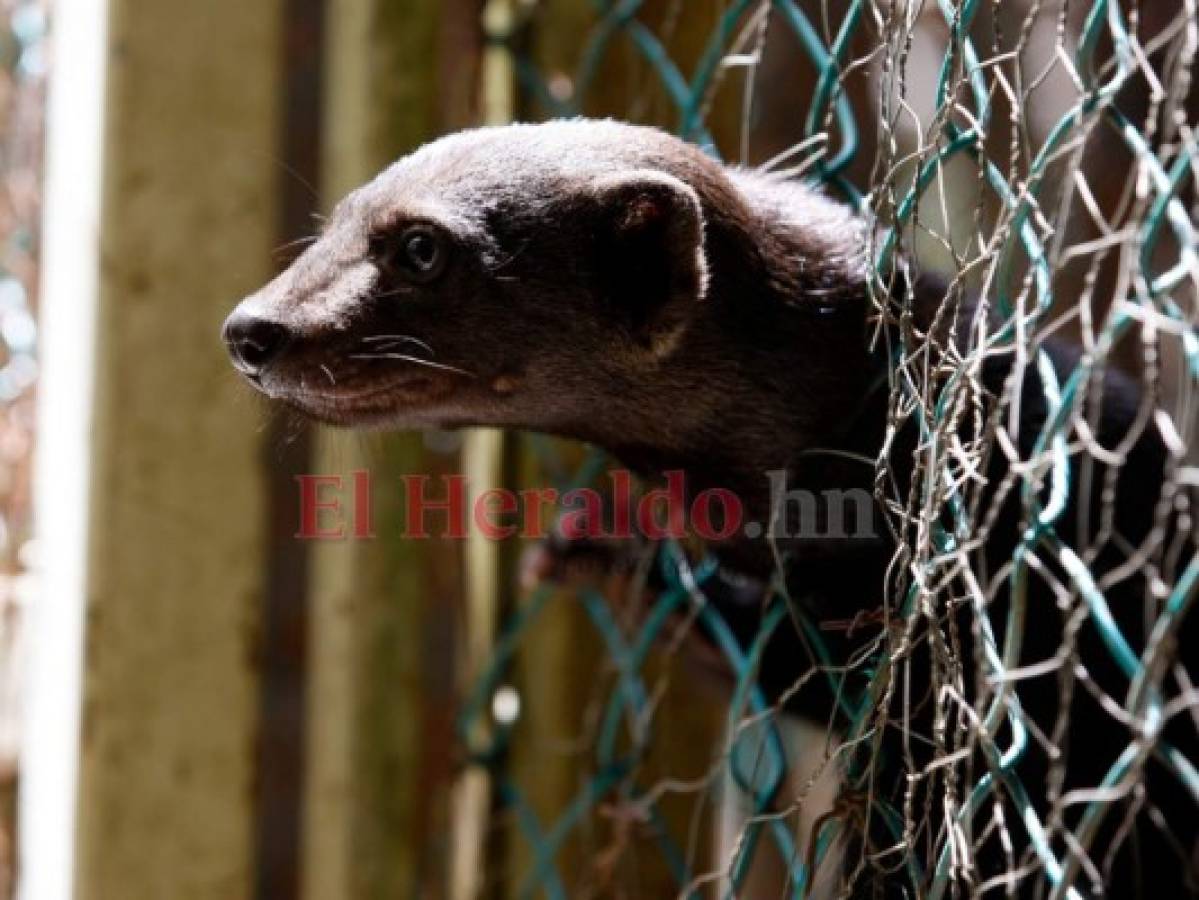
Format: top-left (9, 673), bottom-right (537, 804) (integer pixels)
top-left (646, 320), bottom-right (688, 360)
top-left (491, 373), bottom-right (520, 395)
top-left (241, 255), bottom-right (380, 335)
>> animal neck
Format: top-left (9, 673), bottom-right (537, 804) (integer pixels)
top-left (540, 180), bottom-right (893, 574)
top-left (561, 287), bottom-right (890, 537)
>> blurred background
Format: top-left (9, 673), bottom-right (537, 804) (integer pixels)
top-left (0, 1), bottom-right (1192, 898)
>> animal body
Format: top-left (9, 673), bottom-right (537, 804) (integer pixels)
top-left (224, 120), bottom-right (1197, 897)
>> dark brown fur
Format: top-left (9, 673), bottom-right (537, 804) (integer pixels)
top-left (224, 121), bottom-right (872, 557)
top-left (224, 120), bottom-right (1196, 898)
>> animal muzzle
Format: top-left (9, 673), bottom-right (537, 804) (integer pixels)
top-left (222, 308), bottom-right (294, 380)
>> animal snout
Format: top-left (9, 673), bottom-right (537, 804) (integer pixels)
top-left (222, 309), bottom-right (293, 378)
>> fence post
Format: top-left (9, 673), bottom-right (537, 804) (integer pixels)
top-left (68, 1), bottom-right (285, 898)
top-left (303, 3), bottom-right (483, 899)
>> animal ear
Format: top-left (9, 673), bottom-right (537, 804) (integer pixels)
top-left (589, 170), bottom-right (708, 347)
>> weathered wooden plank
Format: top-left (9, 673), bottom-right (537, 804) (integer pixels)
top-left (74, 1), bottom-right (285, 897)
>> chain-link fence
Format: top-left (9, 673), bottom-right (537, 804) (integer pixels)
top-left (455, 2), bottom-right (1199, 897)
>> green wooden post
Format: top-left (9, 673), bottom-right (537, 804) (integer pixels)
top-left (303, 3), bottom-right (483, 899)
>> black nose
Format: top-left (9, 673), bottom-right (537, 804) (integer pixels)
top-left (222, 311), bottom-right (292, 378)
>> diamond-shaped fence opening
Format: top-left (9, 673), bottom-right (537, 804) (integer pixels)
top-left (459, 2), bottom-right (1199, 897)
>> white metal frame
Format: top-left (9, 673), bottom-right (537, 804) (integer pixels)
top-left (21, 1), bottom-right (108, 897)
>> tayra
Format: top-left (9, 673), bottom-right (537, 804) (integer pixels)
top-left (224, 120), bottom-right (1196, 898)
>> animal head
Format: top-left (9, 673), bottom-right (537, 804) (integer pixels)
top-left (221, 121), bottom-right (732, 430)
top-left (223, 119), bottom-right (870, 451)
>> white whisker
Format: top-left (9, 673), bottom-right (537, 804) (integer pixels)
top-left (348, 352), bottom-right (475, 378)
top-left (361, 335), bottom-right (436, 355)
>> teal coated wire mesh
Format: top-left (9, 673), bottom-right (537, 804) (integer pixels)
top-left (459, 2), bottom-right (1199, 896)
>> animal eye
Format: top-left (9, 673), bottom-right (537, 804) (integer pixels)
top-left (371, 225), bottom-right (447, 283)
top-left (404, 230), bottom-right (440, 272)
